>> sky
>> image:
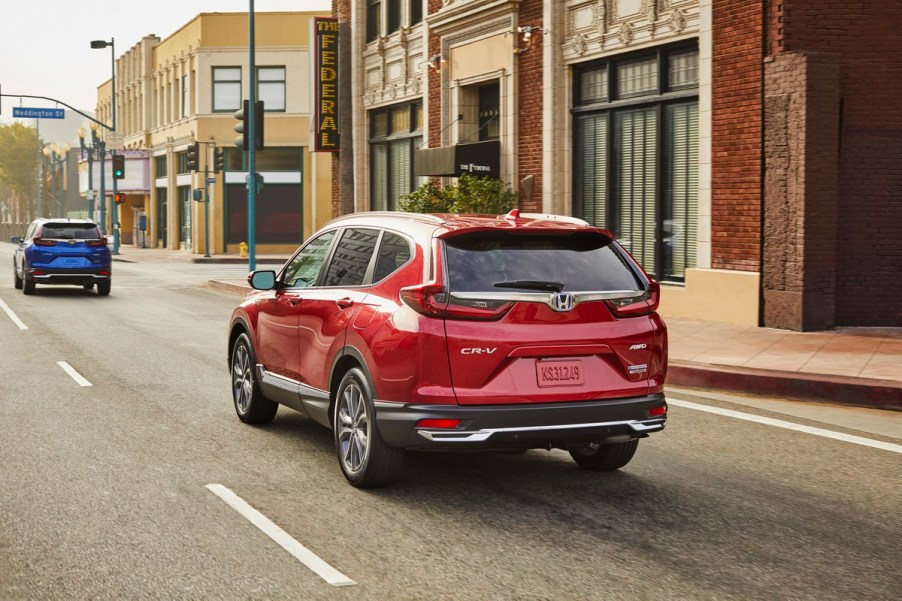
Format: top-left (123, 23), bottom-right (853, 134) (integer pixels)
top-left (0, 0), bottom-right (331, 123)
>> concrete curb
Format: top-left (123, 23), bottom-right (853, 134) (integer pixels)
top-left (192, 257), bottom-right (287, 264)
top-left (667, 361), bottom-right (902, 411)
top-left (207, 280), bottom-right (250, 295)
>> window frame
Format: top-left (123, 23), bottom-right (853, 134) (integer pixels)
top-left (571, 42), bottom-right (699, 283)
top-left (212, 66), bottom-right (242, 113)
top-left (280, 229), bottom-right (340, 289)
top-left (369, 101), bottom-right (423, 211)
top-left (366, 0), bottom-right (382, 43)
top-left (256, 66), bottom-right (286, 112)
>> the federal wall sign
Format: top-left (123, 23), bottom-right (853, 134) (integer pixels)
top-left (314, 17), bottom-right (339, 152)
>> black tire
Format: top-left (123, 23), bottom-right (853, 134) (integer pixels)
top-left (334, 367), bottom-right (404, 488)
top-left (569, 439), bottom-right (639, 471)
top-left (13, 261), bottom-right (22, 290)
top-left (230, 333), bottom-right (277, 424)
top-left (96, 280), bottom-right (111, 296)
top-left (83, 282), bottom-right (95, 291)
top-left (22, 273), bottom-right (35, 295)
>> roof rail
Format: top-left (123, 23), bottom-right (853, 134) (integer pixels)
top-left (327, 211), bottom-right (447, 227)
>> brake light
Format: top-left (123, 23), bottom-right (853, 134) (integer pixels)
top-left (33, 238), bottom-right (56, 247)
top-left (31, 270), bottom-right (45, 275)
top-left (605, 281), bottom-right (660, 318)
top-left (87, 238), bottom-right (107, 247)
top-left (98, 270), bottom-right (110, 276)
top-left (400, 284), bottom-right (448, 318)
top-left (400, 284), bottom-right (512, 321)
top-left (416, 418), bottom-right (461, 429)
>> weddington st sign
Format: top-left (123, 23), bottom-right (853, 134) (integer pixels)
top-left (13, 107), bottom-right (65, 119)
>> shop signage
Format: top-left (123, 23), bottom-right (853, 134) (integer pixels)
top-left (415, 140), bottom-right (501, 179)
top-left (314, 17), bottom-right (340, 152)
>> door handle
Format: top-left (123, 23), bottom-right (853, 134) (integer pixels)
top-left (336, 298), bottom-right (354, 309)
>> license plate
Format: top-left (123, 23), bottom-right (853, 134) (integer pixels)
top-left (63, 258), bottom-right (80, 265)
top-left (536, 359), bottom-right (585, 388)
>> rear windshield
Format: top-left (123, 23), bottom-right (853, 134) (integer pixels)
top-left (40, 224), bottom-right (101, 240)
top-left (445, 231), bottom-right (643, 293)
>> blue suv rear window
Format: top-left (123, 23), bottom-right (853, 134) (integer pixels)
top-left (41, 224), bottom-right (101, 240)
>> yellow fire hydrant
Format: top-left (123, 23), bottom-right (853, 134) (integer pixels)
top-left (238, 241), bottom-right (248, 258)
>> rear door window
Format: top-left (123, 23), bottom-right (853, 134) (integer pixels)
top-left (322, 228), bottom-right (380, 287)
top-left (373, 231), bottom-right (412, 281)
top-left (444, 231), bottom-right (642, 293)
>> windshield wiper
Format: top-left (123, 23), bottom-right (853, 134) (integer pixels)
top-left (494, 280), bottom-right (565, 292)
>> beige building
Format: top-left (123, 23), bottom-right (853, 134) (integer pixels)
top-left (87, 11), bottom-right (333, 255)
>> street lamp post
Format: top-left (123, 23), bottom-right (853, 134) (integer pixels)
top-left (92, 37), bottom-right (117, 252)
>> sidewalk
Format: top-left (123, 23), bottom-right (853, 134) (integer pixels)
top-left (114, 245), bottom-right (902, 411)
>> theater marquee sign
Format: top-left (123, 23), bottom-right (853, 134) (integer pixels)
top-left (314, 17), bottom-right (339, 152)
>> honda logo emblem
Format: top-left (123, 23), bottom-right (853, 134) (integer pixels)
top-left (550, 292), bottom-right (575, 312)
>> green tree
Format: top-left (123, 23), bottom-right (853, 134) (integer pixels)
top-left (0, 123), bottom-right (41, 221)
top-left (399, 174), bottom-right (517, 214)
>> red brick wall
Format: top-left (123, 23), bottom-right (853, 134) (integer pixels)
top-left (782, 0), bottom-right (902, 326)
top-left (711, 0), bottom-right (765, 272)
top-left (515, 0), bottom-right (544, 212)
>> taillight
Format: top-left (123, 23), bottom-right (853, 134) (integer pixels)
top-left (33, 238), bottom-right (56, 247)
top-left (87, 238), bottom-right (107, 247)
top-left (400, 284), bottom-right (449, 318)
top-left (605, 281), bottom-right (660, 318)
top-left (400, 284), bottom-right (512, 320)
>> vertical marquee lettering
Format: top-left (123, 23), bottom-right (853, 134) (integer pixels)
top-left (314, 17), bottom-right (340, 152)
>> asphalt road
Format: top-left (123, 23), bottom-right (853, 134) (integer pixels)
top-left (0, 246), bottom-right (900, 600)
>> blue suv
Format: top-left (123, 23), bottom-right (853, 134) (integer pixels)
top-left (12, 218), bottom-right (112, 296)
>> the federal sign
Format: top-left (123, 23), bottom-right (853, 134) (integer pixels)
top-left (13, 107), bottom-right (65, 119)
top-left (313, 17), bottom-right (340, 152)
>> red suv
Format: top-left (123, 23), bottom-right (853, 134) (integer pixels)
top-left (228, 211), bottom-right (667, 487)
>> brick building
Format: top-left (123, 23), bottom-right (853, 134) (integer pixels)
top-left (330, 0), bottom-right (901, 330)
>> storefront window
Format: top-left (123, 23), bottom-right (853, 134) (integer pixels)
top-left (369, 101), bottom-right (423, 211)
top-left (573, 43), bottom-right (699, 282)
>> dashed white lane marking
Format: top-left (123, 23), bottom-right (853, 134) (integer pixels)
top-left (0, 298), bottom-right (28, 330)
top-left (668, 398), bottom-right (902, 454)
top-left (206, 483), bottom-right (357, 587)
top-left (57, 361), bottom-right (92, 387)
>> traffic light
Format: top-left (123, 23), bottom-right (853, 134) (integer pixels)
top-left (114, 193), bottom-right (126, 205)
top-left (234, 100), bottom-right (265, 151)
top-left (186, 142), bottom-right (199, 172)
top-left (112, 154), bottom-right (125, 179)
top-left (214, 148), bottom-right (225, 174)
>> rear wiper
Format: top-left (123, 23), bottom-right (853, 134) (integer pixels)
top-left (494, 280), bottom-right (565, 292)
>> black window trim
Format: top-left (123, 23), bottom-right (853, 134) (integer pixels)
top-left (212, 66), bottom-right (242, 114)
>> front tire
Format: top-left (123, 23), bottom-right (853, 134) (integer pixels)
top-left (334, 368), bottom-right (404, 488)
top-left (230, 333), bottom-right (277, 424)
top-left (96, 280), bottom-right (111, 296)
top-left (83, 282), bottom-right (95, 291)
top-left (569, 439), bottom-right (639, 471)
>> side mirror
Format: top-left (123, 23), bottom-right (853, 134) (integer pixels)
top-left (10, 236), bottom-right (22, 244)
top-left (248, 270), bottom-right (277, 290)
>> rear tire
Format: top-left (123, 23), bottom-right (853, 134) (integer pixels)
top-left (569, 439), bottom-right (639, 471)
top-left (13, 262), bottom-right (22, 290)
top-left (22, 274), bottom-right (35, 295)
top-left (334, 368), bottom-right (404, 488)
top-left (230, 333), bottom-right (277, 424)
top-left (96, 280), bottom-right (111, 296)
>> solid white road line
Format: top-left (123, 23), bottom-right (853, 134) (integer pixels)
top-left (205, 483), bottom-right (357, 587)
top-left (0, 298), bottom-right (28, 330)
top-left (57, 361), bottom-right (93, 387)
top-left (668, 398), bottom-right (902, 454)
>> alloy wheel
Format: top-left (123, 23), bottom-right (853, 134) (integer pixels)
top-left (337, 382), bottom-right (369, 475)
top-left (232, 344), bottom-right (253, 415)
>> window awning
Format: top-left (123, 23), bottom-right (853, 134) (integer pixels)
top-left (414, 140), bottom-right (500, 179)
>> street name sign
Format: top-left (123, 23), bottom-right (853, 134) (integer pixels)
top-left (13, 107), bottom-right (65, 119)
